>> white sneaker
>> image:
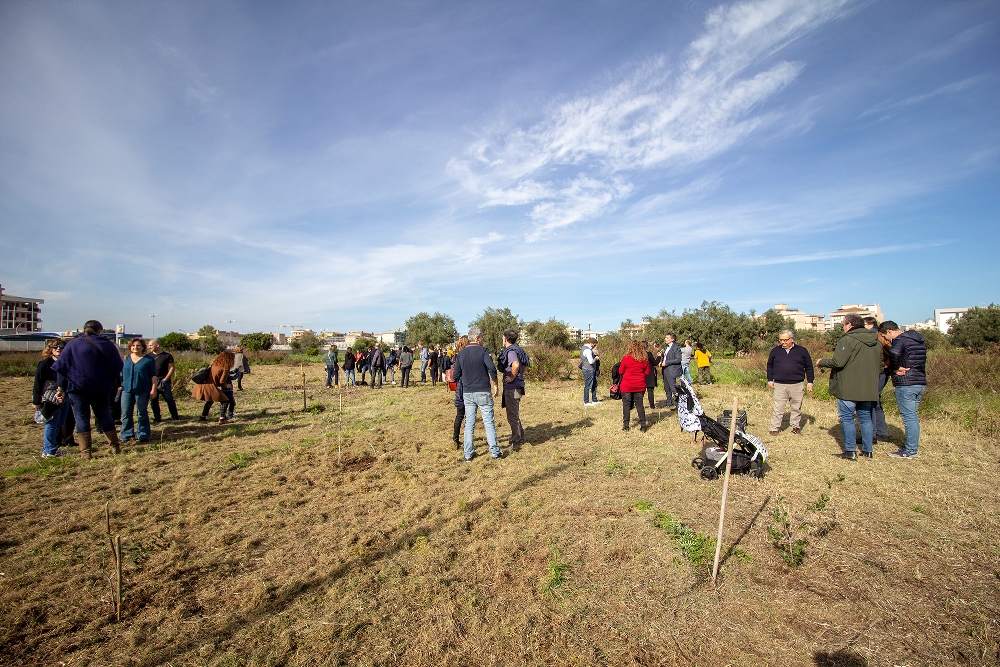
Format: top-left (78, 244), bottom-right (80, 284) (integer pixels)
top-left (591, 400), bottom-right (602, 405)
top-left (583, 402), bottom-right (593, 406)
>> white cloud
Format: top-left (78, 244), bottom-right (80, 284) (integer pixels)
top-left (451, 0), bottom-right (855, 241)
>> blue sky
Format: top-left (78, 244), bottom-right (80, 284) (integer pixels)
top-left (1, 0), bottom-right (997, 337)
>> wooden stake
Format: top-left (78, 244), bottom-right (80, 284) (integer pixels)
top-left (338, 393), bottom-right (343, 466)
top-left (301, 363), bottom-right (307, 411)
top-left (712, 397), bottom-right (739, 583)
top-left (114, 535), bottom-right (122, 622)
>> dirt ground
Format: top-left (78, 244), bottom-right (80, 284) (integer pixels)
top-left (1, 364), bottom-right (998, 667)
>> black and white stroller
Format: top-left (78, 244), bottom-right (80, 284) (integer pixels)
top-left (675, 378), bottom-right (768, 480)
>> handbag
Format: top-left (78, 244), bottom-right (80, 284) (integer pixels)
top-left (191, 366), bottom-right (212, 384)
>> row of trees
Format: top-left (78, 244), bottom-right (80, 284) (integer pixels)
top-left (403, 309), bottom-right (575, 353)
top-left (625, 301), bottom-right (795, 355)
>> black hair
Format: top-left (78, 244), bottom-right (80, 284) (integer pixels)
top-left (503, 328), bottom-right (518, 344)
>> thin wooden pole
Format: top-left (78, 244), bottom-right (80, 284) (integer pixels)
top-left (712, 397), bottom-right (739, 583)
top-left (301, 363), bottom-right (307, 411)
top-left (338, 393), bottom-right (343, 466)
top-left (114, 535), bottom-right (122, 621)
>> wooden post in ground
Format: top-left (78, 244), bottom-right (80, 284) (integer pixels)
top-left (114, 535), bottom-right (123, 622)
top-left (712, 397), bottom-right (739, 583)
top-left (301, 363), bottom-right (307, 411)
top-left (338, 393), bottom-right (343, 466)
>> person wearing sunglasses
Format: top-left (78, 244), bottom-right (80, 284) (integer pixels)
top-left (31, 338), bottom-right (71, 457)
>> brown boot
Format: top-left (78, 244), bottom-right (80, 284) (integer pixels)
top-left (75, 431), bottom-right (93, 460)
top-left (104, 429), bottom-right (122, 455)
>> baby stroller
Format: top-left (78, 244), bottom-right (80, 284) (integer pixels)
top-left (675, 378), bottom-right (768, 480)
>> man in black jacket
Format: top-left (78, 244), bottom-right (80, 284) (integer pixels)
top-left (878, 321), bottom-right (927, 459)
top-left (767, 329), bottom-right (814, 436)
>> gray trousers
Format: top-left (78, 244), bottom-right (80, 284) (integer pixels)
top-left (504, 387), bottom-right (524, 446)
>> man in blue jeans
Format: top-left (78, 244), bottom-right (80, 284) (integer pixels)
top-left (452, 326), bottom-right (503, 461)
top-left (817, 314), bottom-right (882, 460)
top-left (878, 321), bottom-right (927, 459)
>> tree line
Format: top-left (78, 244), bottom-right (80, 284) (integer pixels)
top-left (151, 303), bottom-right (1000, 357)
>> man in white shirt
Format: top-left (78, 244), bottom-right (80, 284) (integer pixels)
top-left (580, 338), bottom-right (600, 405)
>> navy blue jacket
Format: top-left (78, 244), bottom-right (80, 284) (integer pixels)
top-left (767, 344), bottom-right (815, 384)
top-left (661, 343), bottom-right (682, 381)
top-left (889, 330), bottom-right (926, 386)
top-left (453, 344), bottom-right (497, 394)
top-left (52, 334), bottom-right (124, 394)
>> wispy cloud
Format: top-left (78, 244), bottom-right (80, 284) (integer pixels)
top-left (450, 0), bottom-right (854, 241)
top-left (859, 75), bottom-right (990, 119)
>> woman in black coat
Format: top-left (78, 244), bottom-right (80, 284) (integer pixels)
top-left (644, 341), bottom-right (659, 411)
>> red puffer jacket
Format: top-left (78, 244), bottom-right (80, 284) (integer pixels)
top-left (618, 355), bottom-right (650, 393)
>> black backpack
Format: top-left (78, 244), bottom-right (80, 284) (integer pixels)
top-left (191, 366), bottom-right (211, 384)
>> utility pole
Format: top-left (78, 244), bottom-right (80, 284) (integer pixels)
top-left (149, 314), bottom-right (157, 340)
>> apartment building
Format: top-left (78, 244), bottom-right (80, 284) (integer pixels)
top-left (0, 284), bottom-right (44, 333)
top-left (773, 304), bottom-right (829, 331)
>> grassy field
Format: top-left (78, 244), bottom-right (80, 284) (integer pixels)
top-left (1, 362), bottom-right (998, 667)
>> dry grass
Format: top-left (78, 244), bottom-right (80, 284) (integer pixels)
top-left (1, 364), bottom-right (998, 667)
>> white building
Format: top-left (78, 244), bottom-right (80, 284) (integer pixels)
top-left (828, 303), bottom-right (883, 327)
top-left (378, 328), bottom-right (407, 346)
top-left (934, 308), bottom-right (969, 334)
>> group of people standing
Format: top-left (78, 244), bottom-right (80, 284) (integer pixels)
top-left (766, 313), bottom-right (927, 459)
top-left (324, 342), bottom-right (454, 390)
top-left (30, 319), bottom-right (250, 459)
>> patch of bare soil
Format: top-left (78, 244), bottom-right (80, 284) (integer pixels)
top-left (1, 365), bottom-right (997, 666)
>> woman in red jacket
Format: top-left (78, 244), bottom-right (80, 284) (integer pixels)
top-left (619, 340), bottom-right (651, 432)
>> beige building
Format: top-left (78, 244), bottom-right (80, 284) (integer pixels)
top-left (0, 284), bottom-right (44, 333)
top-left (773, 304), bottom-right (829, 331)
top-left (827, 303), bottom-right (883, 327)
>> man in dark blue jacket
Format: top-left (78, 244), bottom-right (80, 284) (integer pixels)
top-left (766, 329), bottom-right (814, 435)
top-left (878, 321), bottom-right (927, 459)
top-left (453, 326), bottom-right (502, 462)
top-left (52, 319), bottom-right (124, 459)
top-left (659, 333), bottom-right (682, 407)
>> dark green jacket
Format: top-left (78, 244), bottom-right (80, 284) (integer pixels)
top-left (818, 327), bottom-right (882, 401)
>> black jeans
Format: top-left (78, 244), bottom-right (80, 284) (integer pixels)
top-left (622, 392), bottom-right (646, 429)
top-left (504, 388), bottom-right (524, 447)
top-left (646, 386), bottom-right (656, 410)
top-left (401, 367), bottom-right (412, 387)
top-left (151, 379), bottom-right (180, 421)
top-left (453, 404), bottom-right (465, 444)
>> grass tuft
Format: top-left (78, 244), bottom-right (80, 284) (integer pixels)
top-left (651, 513), bottom-right (716, 565)
top-left (541, 549), bottom-right (570, 598)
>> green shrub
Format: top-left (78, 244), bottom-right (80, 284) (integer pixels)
top-left (0, 352), bottom-right (38, 378)
top-left (524, 344), bottom-right (572, 381)
top-left (158, 332), bottom-right (192, 351)
top-left (948, 304), bottom-right (1000, 353)
top-left (240, 332), bottom-right (274, 352)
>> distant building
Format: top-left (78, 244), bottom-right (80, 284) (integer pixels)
top-left (378, 328), bottom-right (407, 346)
top-left (828, 303), bottom-right (883, 327)
top-left (773, 304), bottom-right (829, 331)
top-left (272, 332), bottom-right (287, 345)
top-left (565, 326), bottom-right (582, 345)
top-left (906, 318), bottom-right (938, 331)
top-left (319, 331), bottom-right (344, 344)
top-left (0, 284), bottom-right (44, 333)
top-left (288, 328), bottom-right (314, 340)
top-left (343, 331), bottom-right (375, 347)
top-left (934, 308), bottom-right (969, 334)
